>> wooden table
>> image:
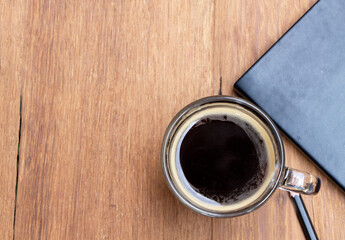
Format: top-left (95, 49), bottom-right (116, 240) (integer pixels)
top-left (1, 0), bottom-right (344, 239)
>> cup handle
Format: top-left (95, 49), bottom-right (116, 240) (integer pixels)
top-left (279, 167), bottom-right (321, 195)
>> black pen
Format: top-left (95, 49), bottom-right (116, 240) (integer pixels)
top-left (289, 192), bottom-right (319, 240)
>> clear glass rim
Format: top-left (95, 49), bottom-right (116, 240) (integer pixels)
top-left (161, 95), bottom-right (285, 217)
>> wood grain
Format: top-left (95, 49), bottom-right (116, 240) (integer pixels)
top-left (0, 0), bottom-right (342, 239)
top-left (0, 1), bottom-right (22, 239)
top-left (15, 1), bottom-right (214, 239)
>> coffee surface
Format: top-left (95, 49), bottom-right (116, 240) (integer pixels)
top-left (179, 116), bottom-right (267, 204)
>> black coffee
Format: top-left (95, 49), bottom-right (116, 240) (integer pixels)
top-left (179, 116), bottom-right (267, 204)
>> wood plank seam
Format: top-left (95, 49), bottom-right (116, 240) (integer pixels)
top-left (12, 96), bottom-right (22, 240)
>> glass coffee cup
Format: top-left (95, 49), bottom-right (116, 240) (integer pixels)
top-left (161, 96), bottom-right (320, 217)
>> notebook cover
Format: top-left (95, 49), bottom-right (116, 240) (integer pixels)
top-left (234, 0), bottom-right (345, 191)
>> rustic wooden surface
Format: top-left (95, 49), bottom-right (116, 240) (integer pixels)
top-left (1, 0), bottom-right (344, 239)
top-left (0, 1), bottom-right (22, 239)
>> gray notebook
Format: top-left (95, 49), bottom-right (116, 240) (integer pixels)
top-left (235, 0), bottom-right (345, 191)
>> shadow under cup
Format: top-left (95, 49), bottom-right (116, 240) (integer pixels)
top-left (161, 96), bottom-right (320, 218)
